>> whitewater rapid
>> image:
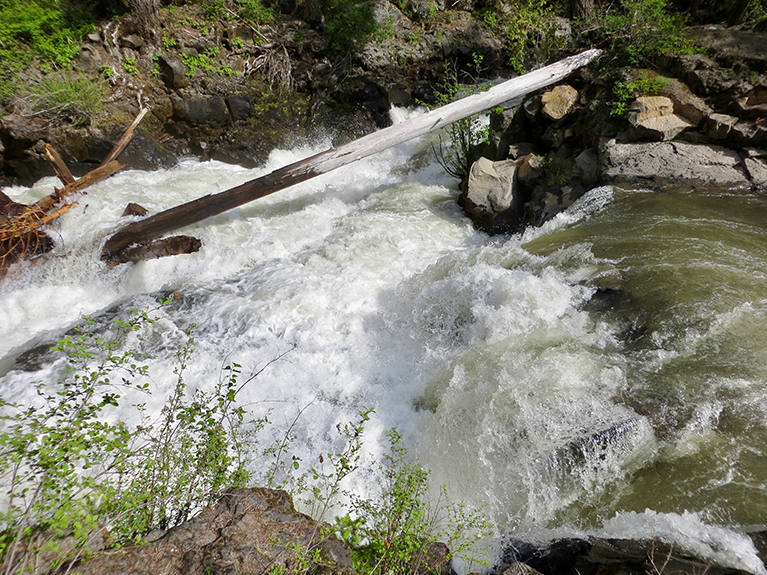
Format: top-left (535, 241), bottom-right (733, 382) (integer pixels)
top-left (2, 108), bottom-right (767, 572)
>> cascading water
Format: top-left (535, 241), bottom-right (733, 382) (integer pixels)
top-left (2, 108), bottom-right (767, 572)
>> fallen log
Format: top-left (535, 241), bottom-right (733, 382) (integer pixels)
top-left (44, 145), bottom-right (76, 186)
top-left (0, 109), bottom-right (148, 277)
top-left (110, 235), bottom-right (202, 265)
top-left (101, 49), bottom-right (601, 262)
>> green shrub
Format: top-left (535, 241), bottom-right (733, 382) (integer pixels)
top-left (123, 56), bottom-right (140, 75)
top-left (237, 0), bottom-right (275, 24)
top-left (607, 69), bottom-right (671, 116)
top-left (429, 57), bottom-right (491, 181)
top-left (0, 307), bottom-right (259, 573)
top-left (335, 429), bottom-right (491, 575)
top-left (23, 71), bottom-right (108, 125)
top-left (601, 0), bottom-right (693, 65)
top-left (322, 0), bottom-right (379, 50)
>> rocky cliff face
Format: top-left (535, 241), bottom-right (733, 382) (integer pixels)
top-left (0, 4), bottom-right (517, 187)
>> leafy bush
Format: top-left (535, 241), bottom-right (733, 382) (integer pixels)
top-left (601, 0), bottom-right (692, 65)
top-left (335, 429), bottom-right (491, 575)
top-left (322, 0), bottom-right (379, 50)
top-left (429, 57), bottom-right (491, 181)
top-left (0, 0), bottom-right (101, 73)
top-left (22, 71), bottom-right (109, 125)
top-left (607, 69), bottom-right (671, 116)
top-left (0, 307), bottom-right (258, 573)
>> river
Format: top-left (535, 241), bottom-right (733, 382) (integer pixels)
top-left (1, 109), bottom-right (766, 572)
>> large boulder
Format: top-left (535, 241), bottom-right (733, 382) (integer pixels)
top-left (460, 157), bottom-right (521, 232)
top-left (71, 488), bottom-right (355, 575)
top-left (541, 84), bottom-right (578, 121)
top-left (600, 140), bottom-right (749, 189)
top-left (173, 96), bottom-right (230, 124)
top-left (626, 96), bottom-right (694, 141)
top-left (658, 77), bottom-right (712, 126)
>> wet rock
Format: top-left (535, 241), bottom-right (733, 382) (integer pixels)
top-left (498, 538), bottom-right (591, 575)
top-left (703, 113), bottom-right (739, 140)
top-left (173, 96), bottom-right (230, 124)
top-left (574, 148), bottom-right (599, 187)
top-left (497, 536), bottom-right (757, 575)
top-left (461, 157), bottom-right (520, 232)
top-left (541, 84), bottom-right (578, 121)
top-left (600, 140), bottom-right (749, 190)
top-left (626, 96), bottom-right (694, 141)
top-left (1, 114), bottom-right (47, 148)
top-left (336, 75), bottom-right (391, 128)
top-left (226, 95), bottom-right (253, 121)
top-left (71, 487), bottom-right (355, 575)
top-left (157, 54), bottom-right (190, 90)
top-left (121, 203), bottom-right (149, 217)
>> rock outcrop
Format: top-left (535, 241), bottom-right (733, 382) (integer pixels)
top-left (70, 488), bottom-right (355, 575)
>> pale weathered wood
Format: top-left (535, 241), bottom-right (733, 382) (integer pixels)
top-left (44, 145), bottom-right (76, 186)
top-left (101, 49), bottom-right (601, 261)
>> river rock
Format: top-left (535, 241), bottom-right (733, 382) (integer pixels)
top-left (704, 113), bottom-right (739, 140)
top-left (745, 156), bottom-right (767, 189)
top-left (541, 84), bottom-right (578, 121)
top-left (516, 153), bottom-right (544, 185)
top-left (626, 96), bottom-right (694, 141)
top-left (119, 34), bottom-right (144, 49)
top-left (600, 140), bottom-right (749, 189)
top-left (658, 77), bottom-right (712, 126)
top-left (730, 120), bottom-right (767, 146)
top-left (461, 157), bottom-right (520, 232)
top-left (497, 536), bottom-right (759, 575)
top-left (736, 86), bottom-right (767, 119)
top-left (173, 96), bottom-right (230, 124)
top-left (158, 54), bottom-right (190, 89)
top-left (70, 487), bottom-right (355, 575)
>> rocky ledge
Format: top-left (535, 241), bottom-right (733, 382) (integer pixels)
top-left (459, 26), bottom-right (767, 233)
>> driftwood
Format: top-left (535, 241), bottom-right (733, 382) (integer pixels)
top-left (0, 50), bottom-right (602, 274)
top-left (0, 109), bottom-right (151, 277)
top-left (101, 49), bottom-right (601, 262)
top-left (112, 235), bottom-right (202, 264)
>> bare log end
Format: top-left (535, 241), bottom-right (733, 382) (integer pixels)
top-left (103, 235), bottom-right (202, 265)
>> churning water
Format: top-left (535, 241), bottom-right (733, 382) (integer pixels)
top-left (2, 109), bottom-right (767, 572)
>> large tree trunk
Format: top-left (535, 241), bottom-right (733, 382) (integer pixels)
top-left (101, 49), bottom-right (602, 262)
top-left (126, 0), bottom-right (161, 41)
top-left (571, 0), bottom-right (595, 19)
top-left (727, 0), bottom-right (752, 26)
